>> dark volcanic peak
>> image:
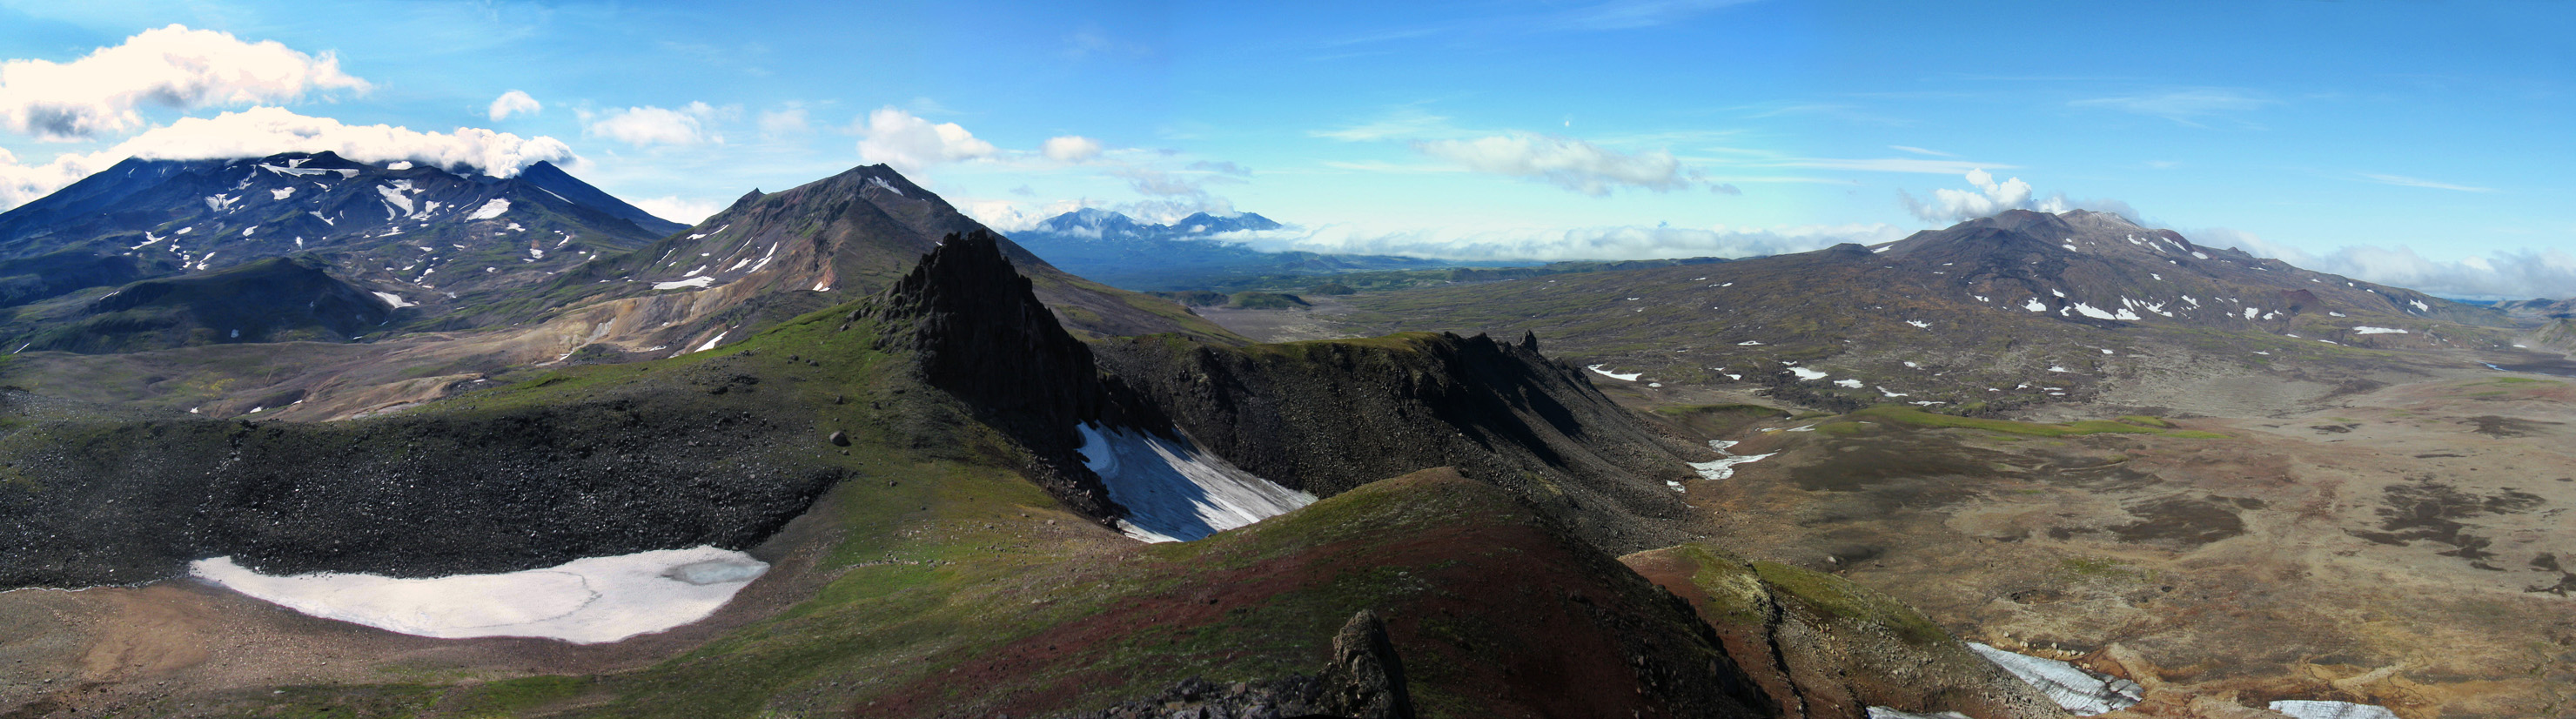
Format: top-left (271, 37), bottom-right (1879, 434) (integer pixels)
top-left (1870, 208), bottom-right (2486, 328)
top-left (861, 229), bottom-right (1132, 520)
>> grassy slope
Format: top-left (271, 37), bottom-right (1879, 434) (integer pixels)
top-left (139, 309), bottom-right (1740, 717)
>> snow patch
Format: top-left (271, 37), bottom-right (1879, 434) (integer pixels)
top-left (1586, 365), bottom-right (1643, 381)
top-left (2266, 700), bottom-right (2399, 719)
top-left (654, 276), bottom-right (716, 291)
top-left (1834, 379), bottom-right (1863, 388)
top-left (1077, 423), bottom-right (1314, 543)
top-left (190, 548), bottom-right (766, 644)
top-left (375, 184), bottom-right (414, 216)
top-left (2352, 326), bottom-right (2407, 335)
top-left (2408, 299), bottom-right (2430, 312)
top-left (1967, 642), bottom-right (2143, 715)
top-left (270, 186), bottom-right (295, 200)
top-left (1788, 366), bottom-right (1828, 380)
top-left (467, 198), bottom-right (512, 220)
top-left (371, 292), bottom-right (414, 308)
top-left (1905, 319), bottom-right (1929, 328)
top-left (2023, 298), bottom-right (2049, 312)
top-left (1687, 440), bottom-right (1774, 480)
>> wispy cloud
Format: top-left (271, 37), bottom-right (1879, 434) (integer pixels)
top-left (1888, 144), bottom-right (1954, 158)
top-left (1757, 157), bottom-right (2008, 174)
top-left (1312, 108), bottom-right (1458, 141)
top-left (2068, 88), bottom-right (2277, 127)
top-left (584, 102), bottom-right (731, 147)
top-left (2358, 172), bottom-right (2494, 192)
top-left (1317, 0), bottom-right (1761, 50)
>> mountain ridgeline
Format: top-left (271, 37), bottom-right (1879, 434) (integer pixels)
top-left (1342, 209), bottom-right (2530, 413)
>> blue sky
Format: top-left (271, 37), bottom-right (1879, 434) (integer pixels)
top-left (2, 0), bottom-right (2570, 297)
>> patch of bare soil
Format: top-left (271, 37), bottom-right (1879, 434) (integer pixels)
top-left (1685, 373), bottom-right (2576, 718)
top-left (1192, 296), bottom-right (1366, 343)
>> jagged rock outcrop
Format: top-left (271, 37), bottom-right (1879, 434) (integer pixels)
top-left (858, 230), bottom-right (1157, 521)
top-left (1623, 545), bottom-right (2065, 719)
top-left (1052, 609), bottom-right (1417, 719)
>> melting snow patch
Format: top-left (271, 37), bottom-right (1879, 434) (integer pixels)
top-left (2408, 299), bottom-right (2430, 312)
top-left (2190, 251), bottom-right (2209, 259)
top-left (2352, 326), bottom-right (2406, 335)
top-left (693, 331), bottom-right (728, 353)
top-left (1737, 340), bottom-right (1763, 346)
top-left (1834, 379), bottom-right (1863, 388)
top-left (1788, 366), bottom-right (1829, 380)
top-left (1877, 386), bottom-right (1907, 397)
top-left (1688, 440), bottom-right (1774, 480)
top-left (1586, 365), bottom-right (1644, 381)
top-left (2048, 366), bottom-right (2070, 373)
top-left (2267, 700), bottom-right (2399, 719)
top-left (270, 187), bottom-right (295, 200)
top-left (1905, 319), bottom-right (1929, 328)
top-left (1866, 709), bottom-right (1969, 719)
top-left (1077, 423), bottom-right (1314, 543)
top-left (2061, 243), bottom-right (2078, 252)
top-left (372, 292), bottom-right (415, 308)
top-left (654, 276), bottom-right (716, 291)
top-left (1966, 642), bottom-right (2143, 715)
top-left (190, 548), bottom-right (767, 644)
top-left (866, 176), bottom-right (905, 196)
top-left (467, 198), bottom-right (512, 220)
top-left (2024, 298), bottom-right (2049, 312)
top-left (2070, 302), bottom-right (2118, 320)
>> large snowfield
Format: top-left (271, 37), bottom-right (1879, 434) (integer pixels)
top-left (191, 546), bottom-right (768, 644)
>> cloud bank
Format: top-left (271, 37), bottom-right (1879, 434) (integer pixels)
top-left (0, 106), bottom-right (577, 210)
top-left (1219, 222), bottom-right (1905, 262)
top-left (2198, 226), bottom-right (2576, 300)
top-left (0, 24), bottom-right (368, 139)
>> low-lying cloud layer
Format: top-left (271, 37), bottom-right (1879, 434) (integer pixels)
top-left (1214, 221), bottom-right (1904, 262)
top-left (2198, 226), bottom-right (2576, 300)
top-left (0, 24), bottom-right (369, 139)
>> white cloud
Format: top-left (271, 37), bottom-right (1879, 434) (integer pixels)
top-left (1413, 132), bottom-right (1687, 196)
top-left (756, 108), bottom-right (810, 136)
top-left (1313, 108), bottom-right (1456, 141)
top-left (2358, 172), bottom-right (2493, 192)
top-left (487, 90), bottom-right (540, 121)
top-left (1043, 135), bottom-right (1103, 163)
top-left (585, 102), bottom-right (724, 147)
top-left (2204, 227), bottom-right (2576, 300)
top-left (630, 196), bottom-right (723, 225)
top-left (0, 24), bottom-right (370, 139)
top-left (0, 106), bottom-right (576, 210)
top-left (853, 107), bottom-right (994, 174)
top-left (1226, 221), bottom-right (1903, 262)
top-left (1888, 144), bottom-right (1955, 158)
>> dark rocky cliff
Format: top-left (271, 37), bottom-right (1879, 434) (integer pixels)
top-left (1092, 330), bottom-right (1711, 554)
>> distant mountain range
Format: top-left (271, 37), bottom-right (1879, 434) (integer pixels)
top-left (1326, 209), bottom-right (2546, 412)
top-left (1004, 208), bottom-right (1490, 290)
